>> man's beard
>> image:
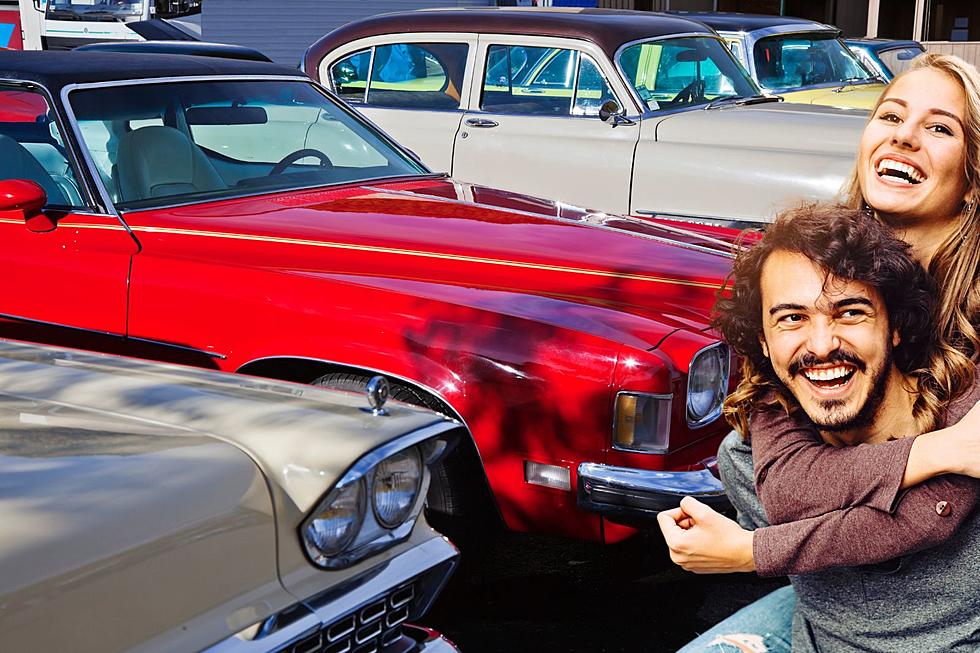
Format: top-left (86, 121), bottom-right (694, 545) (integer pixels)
top-left (784, 347), bottom-right (893, 433)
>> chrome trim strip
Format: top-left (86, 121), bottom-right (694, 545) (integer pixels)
top-left (634, 209), bottom-right (765, 231)
top-left (577, 461), bottom-right (728, 516)
top-left (0, 311), bottom-right (120, 338)
top-left (0, 311), bottom-right (227, 360)
top-left (203, 536), bottom-right (459, 652)
top-left (126, 336), bottom-right (227, 360)
top-left (360, 185), bottom-right (734, 261)
top-left (685, 342), bottom-right (730, 429)
top-left (364, 46), bottom-right (376, 104)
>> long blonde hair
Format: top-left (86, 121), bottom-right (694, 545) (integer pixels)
top-left (840, 53), bottom-right (980, 426)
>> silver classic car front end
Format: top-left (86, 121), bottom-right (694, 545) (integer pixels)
top-left (0, 341), bottom-right (465, 653)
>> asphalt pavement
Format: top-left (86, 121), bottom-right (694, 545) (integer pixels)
top-left (427, 529), bottom-right (786, 653)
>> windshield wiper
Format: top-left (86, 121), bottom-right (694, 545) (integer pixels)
top-left (705, 94), bottom-right (783, 110)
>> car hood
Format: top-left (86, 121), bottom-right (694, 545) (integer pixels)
top-left (654, 100), bottom-right (868, 153)
top-left (130, 177), bottom-right (736, 350)
top-left (777, 83), bottom-right (885, 109)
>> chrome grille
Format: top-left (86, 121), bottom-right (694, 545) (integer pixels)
top-left (276, 582), bottom-right (418, 653)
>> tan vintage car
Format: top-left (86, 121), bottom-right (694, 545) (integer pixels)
top-left (0, 340), bottom-right (465, 653)
top-left (303, 7), bottom-right (868, 227)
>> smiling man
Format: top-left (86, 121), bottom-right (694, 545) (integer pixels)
top-left (663, 202), bottom-right (980, 653)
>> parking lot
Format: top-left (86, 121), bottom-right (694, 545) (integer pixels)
top-left (429, 530), bottom-right (787, 653)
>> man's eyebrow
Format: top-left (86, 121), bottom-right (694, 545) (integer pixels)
top-left (832, 297), bottom-right (874, 311)
top-left (768, 303), bottom-right (807, 316)
top-left (879, 97), bottom-right (965, 130)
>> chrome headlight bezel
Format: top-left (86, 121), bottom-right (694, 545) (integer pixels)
top-left (611, 391), bottom-right (673, 454)
top-left (686, 342), bottom-right (731, 428)
top-left (299, 426), bottom-right (455, 571)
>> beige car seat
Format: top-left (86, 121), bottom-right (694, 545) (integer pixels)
top-left (116, 126), bottom-right (225, 203)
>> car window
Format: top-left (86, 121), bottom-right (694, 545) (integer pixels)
top-left (70, 79), bottom-right (424, 211)
top-left (879, 46), bottom-right (924, 77)
top-left (330, 43), bottom-right (468, 110)
top-left (752, 34), bottom-right (874, 91)
top-left (0, 87), bottom-right (85, 209)
top-left (618, 37), bottom-right (759, 112)
top-left (482, 45), bottom-right (616, 117)
top-left (573, 55), bottom-right (616, 116)
top-left (330, 49), bottom-right (371, 102)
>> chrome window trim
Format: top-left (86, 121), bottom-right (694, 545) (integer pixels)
top-left (613, 33), bottom-right (760, 119)
top-left (363, 45), bottom-right (376, 104)
top-left (610, 390), bottom-right (673, 454)
top-left (0, 78), bottom-right (108, 215)
top-left (325, 45), bottom-right (372, 101)
top-left (686, 341), bottom-right (730, 429)
top-left (60, 74), bottom-right (430, 215)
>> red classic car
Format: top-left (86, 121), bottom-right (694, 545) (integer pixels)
top-left (0, 50), bottom-right (734, 545)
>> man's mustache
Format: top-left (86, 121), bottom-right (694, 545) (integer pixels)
top-left (787, 349), bottom-right (867, 378)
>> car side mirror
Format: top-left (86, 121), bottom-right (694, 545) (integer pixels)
top-left (0, 179), bottom-right (53, 232)
top-left (598, 100), bottom-right (634, 128)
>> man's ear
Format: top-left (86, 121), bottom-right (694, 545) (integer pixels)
top-left (759, 336), bottom-right (769, 358)
top-left (892, 329), bottom-right (901, 348)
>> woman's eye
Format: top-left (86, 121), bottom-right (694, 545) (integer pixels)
top-left (877, 111), bottom-right (900, 123)
top-left (928, 123), bottom-right (954, 136)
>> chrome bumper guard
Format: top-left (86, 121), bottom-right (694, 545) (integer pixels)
top-left (205, 536), bottom-right (459, 653)
top-left (577, 461), bottom-right (730, 520)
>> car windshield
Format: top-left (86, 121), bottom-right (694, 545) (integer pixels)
top-left (46, 0), bottom-right (145, 21)
top-left (68, 79), bottom-right (427, 211)
top-left (753, 33), bottom-right (875, 91)
top-left (618, 36), bottom-right (760, 113)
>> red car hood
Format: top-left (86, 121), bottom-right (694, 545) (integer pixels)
top-left (130, 176), bottom-right (737, 350)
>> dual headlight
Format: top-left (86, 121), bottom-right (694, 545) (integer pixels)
top-left (613, 343), bottom-right (730, 453)
top-left (302, 443), bottom-right (436, 569)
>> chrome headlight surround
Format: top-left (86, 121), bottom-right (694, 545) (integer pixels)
top-left (300, 425), bottom-right (455, 570)
top-left (686, 342), bottom-right (731, 428)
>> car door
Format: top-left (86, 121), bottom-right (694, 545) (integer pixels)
top-left (451, 35), bottom-right (639, 215)
top-left (321, 35), bottom-right (476, 174)
top-left (0, 85), bottom-right (136, 347)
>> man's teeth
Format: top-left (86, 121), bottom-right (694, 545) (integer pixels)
top-left (803, 366), bottom-right (852, 382)
top-left (877, 159), bottom-right (925, 184)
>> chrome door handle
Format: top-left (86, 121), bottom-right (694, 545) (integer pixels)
top-left (465, 118), bottom-right (499, 128)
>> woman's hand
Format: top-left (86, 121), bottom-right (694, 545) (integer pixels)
top-left (657, 496), bottom-right (756, 574)
top-left (906, 400), bottom-right (980, 487)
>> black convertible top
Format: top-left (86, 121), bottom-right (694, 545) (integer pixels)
top-left (0, 50), bottom-right (304, 96)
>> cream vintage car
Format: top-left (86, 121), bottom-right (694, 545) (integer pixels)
top-left (0, 340), bottom-right (465, 653)
top-left (303, 7), bottom-right (868, 226)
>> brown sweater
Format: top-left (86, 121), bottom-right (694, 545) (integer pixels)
top-left (748, 368), bottom-right (980, 577)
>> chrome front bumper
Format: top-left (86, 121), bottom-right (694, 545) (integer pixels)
top-left (205, 536), bottom-right (459, 653)
top-left (577, 461), bottom-right (729, 520)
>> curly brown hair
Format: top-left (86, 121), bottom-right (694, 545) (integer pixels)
top-left (713, 203), bottom-right (940, 435)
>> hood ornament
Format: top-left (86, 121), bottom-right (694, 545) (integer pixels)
top-left (365, 376), bottom-right (390, 416)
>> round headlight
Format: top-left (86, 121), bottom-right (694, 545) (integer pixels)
top-left (372, 448), bottom-right (423, 528)
top-left (687, 345), bottom-right (729, 425)
top-left (303, 478), bottom-right (365, 559)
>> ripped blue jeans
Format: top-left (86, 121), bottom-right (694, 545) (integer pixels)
top-left (676, 585), bottom-right (795, 653)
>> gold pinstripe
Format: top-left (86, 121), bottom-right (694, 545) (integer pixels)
top-left (0, 218), bottom-right (719, 289)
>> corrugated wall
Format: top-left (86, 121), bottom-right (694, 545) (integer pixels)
top-left (203, 0), bottom-right (493, 65)
top-left (923, 41), bottom-right (980, 68)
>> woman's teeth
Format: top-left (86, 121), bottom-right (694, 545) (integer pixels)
top-left (877, 159), bottom-right (925, 184)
